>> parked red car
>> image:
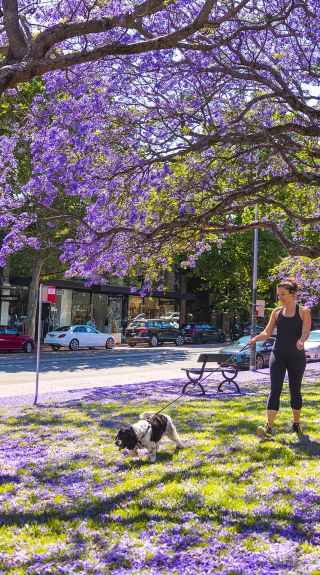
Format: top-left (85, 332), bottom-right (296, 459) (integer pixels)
top-left (0, 326), bottom-right (35, 353)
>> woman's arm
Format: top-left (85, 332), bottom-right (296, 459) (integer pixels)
top-left (297, 306), bottom-right (311, 349)
top-left (248, 308), bottom-right (279, 346)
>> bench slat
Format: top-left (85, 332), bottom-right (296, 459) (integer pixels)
top-left (197, 353), bottom-right (239, 363)
top-left (182, 367), bottom-right (237, 374)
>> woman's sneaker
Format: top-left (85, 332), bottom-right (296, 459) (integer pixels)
top-left (257, 423), bottom-right (273, 439)
top-left (291, 422), bottom-right (310, 443)
top-left (291, 423), bottom-right (305, 439)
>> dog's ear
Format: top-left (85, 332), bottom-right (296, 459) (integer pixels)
top-left (123, 427), bottom-right (138, 450)
top-left (150, 415), bottom-right (167, 443)
top-left (115, 428), bottom-right (125, 441)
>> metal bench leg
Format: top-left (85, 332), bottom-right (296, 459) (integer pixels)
top-left (186, 373), bottom-right (202, 383)
top-left (217, 379), bottom-right (241, 394)
top-left (182, 381), bottom-right (205, 396)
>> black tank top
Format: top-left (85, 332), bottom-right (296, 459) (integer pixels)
top-left (274, 304), bottom-right (303, 354)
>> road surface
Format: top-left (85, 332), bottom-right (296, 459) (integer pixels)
top-left (0, 344), bottom-right (222, 399)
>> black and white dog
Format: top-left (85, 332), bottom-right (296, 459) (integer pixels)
top-left (115, 411), bottom-right (183, 463)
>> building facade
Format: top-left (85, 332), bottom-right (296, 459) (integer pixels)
top-left (1, 273), bottom-right (193, 338)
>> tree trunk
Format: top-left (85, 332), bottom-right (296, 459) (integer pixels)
top-left (179, 276), bottom-right (187, 326)
top-left (25, 256), bottom-right (44, 338)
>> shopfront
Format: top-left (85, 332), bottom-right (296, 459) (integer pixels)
top-left (46, 288), bottom-right (126, 335)
top-left (0, 285), bottom-right (29, 330)
top-left (128, 295), bottom-right (177, 321)
top-left (1, 275), bottom-right (192, 338)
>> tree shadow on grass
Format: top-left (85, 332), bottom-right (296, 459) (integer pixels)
top-left (0, 473), bottom-right (20, 484)
top-left (0, 460), bottom-right (211, 528)
top-left (0, 457), bottom-right (312, 545)
top-left (285, 435), bottom-right (320, 456)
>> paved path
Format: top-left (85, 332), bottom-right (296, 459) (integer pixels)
top-left (0, 346), bottom-right (318, 406)
top-left (0, 345), bottom-right (221, 399)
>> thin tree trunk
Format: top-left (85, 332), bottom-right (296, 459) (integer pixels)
top-left (179, 276), bottom-right (187, 326)
top-left (25, 256), bottom-right (44, 338)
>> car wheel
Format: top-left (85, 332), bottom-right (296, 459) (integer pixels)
top-left (23, 342), bottom-right (33, 353)
top-left (256, 353), bottom-right (265, 369)
top-left (69, 338), bottom-right (80, 351)
top-left (175, 335), bottom-right (185, 346)
top-left (128, 343), bottom-right (136, 347)
top-left (149, 335), bottom-right (158, 347)
top-left (105, 337), bottom-right (115, 350)
top-left (52, 345), bottom-right (61, 351)
top-left (218, 333), bottom-right (226, 343)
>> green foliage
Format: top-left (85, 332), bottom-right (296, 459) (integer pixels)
top-left (10, 248), bottom-right (66, 280)
top-left (184, 232), bottom-right (285, 316)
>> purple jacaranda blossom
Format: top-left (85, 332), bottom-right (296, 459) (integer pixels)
top-left (0, 1), bottom-right (319, 292)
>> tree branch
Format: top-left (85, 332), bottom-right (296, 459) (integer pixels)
top-left (2, 0), bottom-right (27, 61)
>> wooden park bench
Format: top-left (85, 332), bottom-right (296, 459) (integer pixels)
top-left (181, 352), bottom-right (242, 395)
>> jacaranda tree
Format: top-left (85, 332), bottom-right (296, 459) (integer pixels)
top-left (0, 0), bottom-right (319, 296)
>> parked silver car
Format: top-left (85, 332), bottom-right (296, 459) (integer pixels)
top-left (219, 336), bottom-right (275, 370)
top-left (304, 330), bottom-right (320, 361)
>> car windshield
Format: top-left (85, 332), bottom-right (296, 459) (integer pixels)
top-left (234, 336), bottom-right (250, 345)
top-left (54, 326), bottom-right (71, 331)
top-left (307, 332), bottom-right (320, 341)
top-left (128, 321), bottom-right (145, 329)
top-left (4, 327), bottom-right (19, 334)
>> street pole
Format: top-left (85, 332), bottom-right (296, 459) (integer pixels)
top-left (250, 151), bottom-right (260, 371)
top-left (34, 283), bottom-right (43, 405)
top-left (249, 209), bottom-right (258, 370)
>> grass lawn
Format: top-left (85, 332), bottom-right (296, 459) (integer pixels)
top-left (0, 375), bottom-right (319, 574)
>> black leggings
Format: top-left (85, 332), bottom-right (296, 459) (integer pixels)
top-left (268, 351), bottom-right (306, 411)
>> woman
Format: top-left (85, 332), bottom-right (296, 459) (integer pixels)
top-left (248, 278), bottom-right (311, 439)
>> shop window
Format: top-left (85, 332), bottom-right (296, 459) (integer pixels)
top-left (128, 295), bottom-right (177, 321)
top-left (92, 293), bottom-right (108, 333)
top-left (6, 286), bottom-right (29, 331)
top-left (105, 296), bottom-right (123, 333)
top-left (72, 292), bottom-right (91, 325)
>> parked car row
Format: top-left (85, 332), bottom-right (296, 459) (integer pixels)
top-left (2, 321), bottom-right (320, 366)
top-left (125, 319), bottom-right (228, 347)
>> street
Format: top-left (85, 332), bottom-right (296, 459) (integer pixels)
top-left (0, 344), bottom-right (222, 399)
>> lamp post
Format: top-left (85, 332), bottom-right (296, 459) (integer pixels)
top-left (249, 152), bottom-right (260, 371)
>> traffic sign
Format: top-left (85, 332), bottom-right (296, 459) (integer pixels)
top-left (41, 286), bottom-right (56, 304)
top-left (256, 299), bottom-right (265, 317)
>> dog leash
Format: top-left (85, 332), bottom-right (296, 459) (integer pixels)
top-left (156, 343), bottom-right (250, 415)
top-left (156, 391), bottom-right (187, 415)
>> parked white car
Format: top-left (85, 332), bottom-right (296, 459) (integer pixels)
top-left (44, 325), bottom-right (115, 351)
top-left (304, 330), bottom-right (320, 361)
